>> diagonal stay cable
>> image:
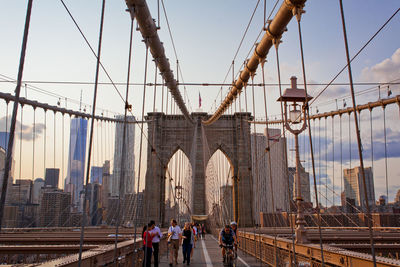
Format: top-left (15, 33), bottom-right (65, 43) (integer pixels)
top-left (77, 0), bottom-right (106, 265)
top-left (310, 7), bottom-right (400, 105)
top-left (209, 0), bottom-right (273, 113)
top-left (160, 0), bottom-right (192, 113)
top-left (60, 0), bottom-right (125, 102)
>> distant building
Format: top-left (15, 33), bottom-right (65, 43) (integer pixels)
top-left (65, 118), bottom-right (88, 210)
top-left (2, 205), bottom-right (18, 228)
top-left (220, 185), bottom-right (233, 222)
top-left (112, 116), bottom-right (135, 197)
top-left (0, 131), bottom-right (10, 151)
top-left (90, 166), bottom-right (103, 184)
top-left (395, 189), bottom-right (400, 203)
top-left (32, 178), bottom-right (45, 204)
top-left (251, 128), bottom-right (289, 224)
top-left (0, 147), bottom-right (14, 204)
top-left (9, 179), bottom-right (33, 205)
top-left (101, 161), bottom-right (111, 210)
top-left (45, 168), bottom-right (60, 188)
top-left (106, 196), bottom-right (119, 225)
top-left (343, 166), bottom-right (375, 210)
top-left (87, 183), bottom-right (103, 226)
top-left (288, 163), bottom-right (311, 204)
top-left (122, 193), bottom-right (135, 226)
top-left (40, 189), bottom-right (71, 227)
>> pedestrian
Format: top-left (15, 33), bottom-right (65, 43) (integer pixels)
top-left (150, 220), bottom-right (163, 267)
top-left (190, 223), bottom-right (196, 259)
top-left (168, 219), bottom-right (182, 266)
top-left (182, 222), bottom-right (193, 265)
top-left (192, 223), bottom-right (197, 248)
top-left (201, 223), bottom-right (206, 239)
top-left (142, 223), bottom-right (155, 267)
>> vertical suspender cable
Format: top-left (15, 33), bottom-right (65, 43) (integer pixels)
top-left (325, 118), bottom-right (327, 207)
top-left (383, 106), bottom-right (388, 200)
top-left (338, 1), bottom-right (376, 264)
top-left (0, 0), bottom-right (33, 230)
top-left (113, 15), bottom-right (134, 264)
top-left (260, 59), bottom-right (278, 266)
top-left (18, 106), bottom-right (23, 206)
top-left (332, 116), bottom-right (335, 206)
top-left (274, 43), bottom-right (296, 266)
top-left (62, 114), bottom-right (64, 191)
top-left (348, 114), bottom-right (351, 170)
top-left (340, 115), bottom-right (343, 195)
top-left (78, 0), bottom-right (106, 265)
top-left (295, 10), bottom-right (325, 265)
top-left (133, 42), bottom-right (149, 248)
top-left (318, 118), bottom-right (321, 204)
top-left (369, 110), bottom-right (374, 179)
top-left (32, 108), bottom-right (36, 185)
top-left (54, 112), bottom-right (56, 175)
top-left (44, 111), bottom-right (47, 185)
top-left (161, 78), bottom-right (164, 113)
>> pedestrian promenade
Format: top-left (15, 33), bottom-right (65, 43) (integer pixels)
top-left (158, 234), bottom-right (263, 266)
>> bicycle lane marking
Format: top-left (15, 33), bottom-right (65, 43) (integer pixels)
top-left (201, 239), bottom-right (213, 267)
top-left (210, 235), bottom-right (250, 267)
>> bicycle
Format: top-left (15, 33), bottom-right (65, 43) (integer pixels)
top-left (220, 243), bottom-right (236, 267)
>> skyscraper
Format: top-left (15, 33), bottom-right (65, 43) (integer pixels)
top-left (32, 178), bottom-right (45, 204)
top-left (45, 168), bottom-right (60, 188)
top-left (288, 164), bottom-right (311, 203)
top-left (251, 128), bottom-right (289, 224)
top-left (0, 131), bottom-right (10, 152)
top-left (343, 166), bottom-right (375, 209)
top-left (90, 166), bottom-right (103, 184)
top-left (40, 189), bottom-right (71, 227)
top-left (112, 116), bottom-right (135, 197)
top-left (65, 118), bottom-right (88, 209)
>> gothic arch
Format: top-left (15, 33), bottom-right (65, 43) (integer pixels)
top-left (144, 112), bottom-right (254, 226)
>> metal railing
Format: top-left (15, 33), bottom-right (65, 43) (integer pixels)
top-left (237, 230), bottom-right (400, 267)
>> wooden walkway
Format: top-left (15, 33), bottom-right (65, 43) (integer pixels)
top-left (158, 234), bottom-right (265, 266)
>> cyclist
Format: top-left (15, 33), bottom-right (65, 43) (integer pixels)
top-left (219, 224), bottom-right (237, 263)
top-left (230, 221), bottom-right (238, 254)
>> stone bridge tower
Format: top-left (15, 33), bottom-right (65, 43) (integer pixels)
top-left (144, 112), bottom-right (254, 226)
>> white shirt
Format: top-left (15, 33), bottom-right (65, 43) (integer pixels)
top-left (150, 226), bottom-right (163, 243)
top-left (168, 225), bottom-right (182, 240)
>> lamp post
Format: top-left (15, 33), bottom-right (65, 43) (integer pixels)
top-left (277, 76), bottom-right (313, 244)
top-left (175, 185), bottom-right (183, 224)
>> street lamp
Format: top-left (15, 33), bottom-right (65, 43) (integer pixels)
top-left (175, 185), bottom-right (183, 223)
top-left (277, 76), bottom-right (313, 244)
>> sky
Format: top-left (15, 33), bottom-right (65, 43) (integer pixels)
top-left (0, 0), bottom-right (399, 202)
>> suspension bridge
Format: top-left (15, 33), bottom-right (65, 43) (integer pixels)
top-left (0, 0), bottom-right (400, 266)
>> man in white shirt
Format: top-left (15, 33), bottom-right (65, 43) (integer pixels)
top-left (168, 219), bottom-right (182, 266)
top-left (150, 220), bottom-right (163, 267)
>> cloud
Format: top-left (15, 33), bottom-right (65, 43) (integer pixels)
top-left (361, 48), bottom-right (400, 85)
top-left (0, 116), bottom-right (46, 141)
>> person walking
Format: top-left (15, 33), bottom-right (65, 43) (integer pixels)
top-left (142, 223), bottom-right (155, 267)
top-left (192, 223), bottom-right (197, 248)
top-left (168, 219), bottom-right (182, 266)
top-left (150, 220), bottom-right (162, 267)
top-left (201, 223), bottom-right (206, 239)
top-left (182, 222), bottom-right (193, 265)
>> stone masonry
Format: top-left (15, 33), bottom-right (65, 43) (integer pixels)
top-left (144, 112), bottom-right (254, 226)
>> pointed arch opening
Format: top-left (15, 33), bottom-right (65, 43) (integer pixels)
top-left (205, 149), bottom-right (233, 227)
top-left (165, 148), bottom-right (192, 223)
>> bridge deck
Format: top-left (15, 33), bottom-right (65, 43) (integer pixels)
top-left (159, 235), bottom-right (261, 267)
